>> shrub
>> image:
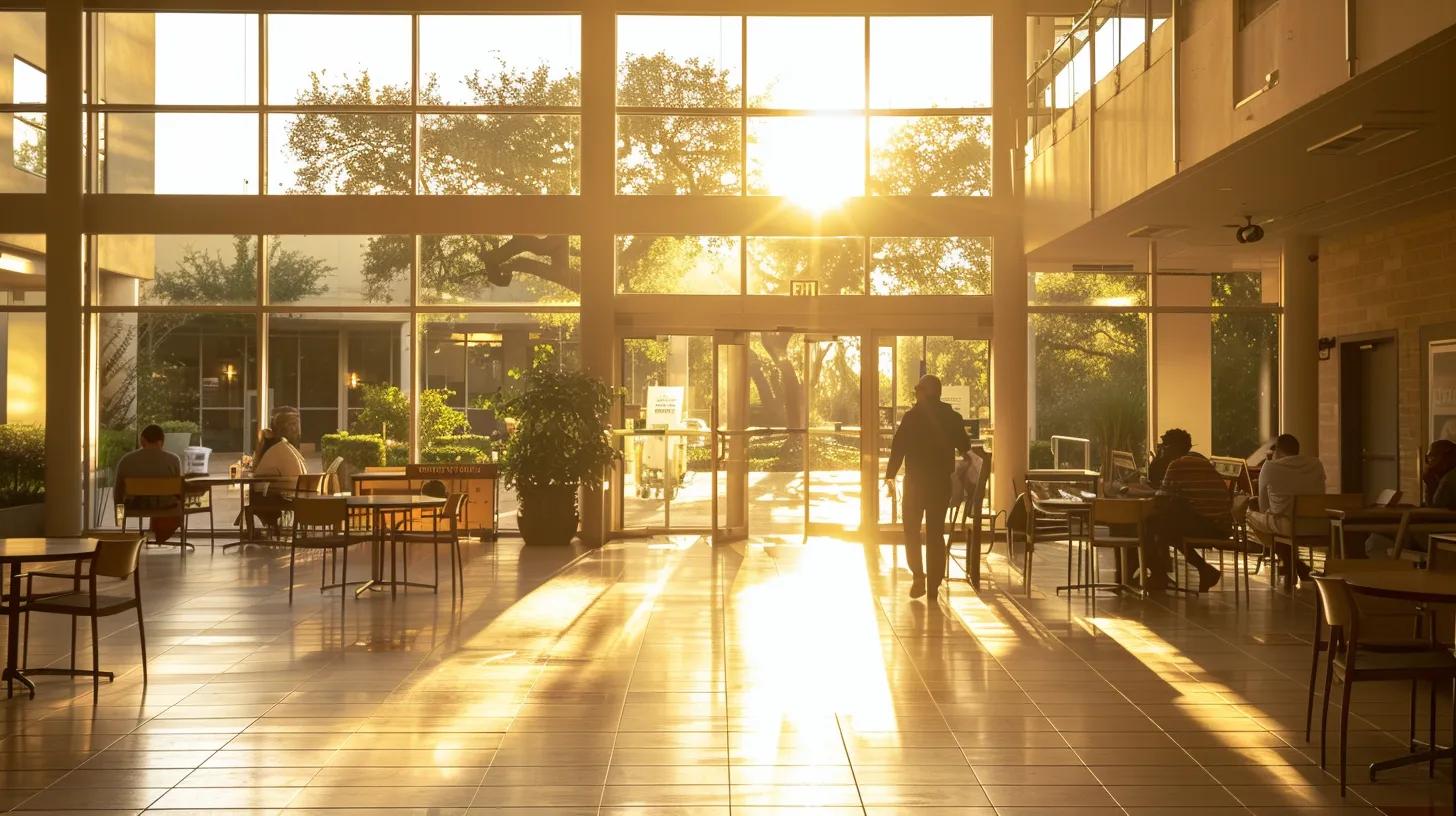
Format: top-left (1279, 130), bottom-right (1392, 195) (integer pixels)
top-left (386, 443), bottom-right (408, 467)
top-left (351, 384), bottom-right (467, 449)
top-left (432, 434), bottom-right (494, 455)
top-left (158, 419), bottom-right (200, 441)
top-left (1029, 440), bottom-right (1054, 469)
top-left (320, 432), bottom-right (387, 474)
top-left (0, 423), bottom-right (45, 508)
top-left (97, 427), bottom-right (134, 473)
top-left (420, 444), bottom-right (488, 464)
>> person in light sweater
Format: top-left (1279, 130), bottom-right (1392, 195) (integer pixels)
top-left (1246, 433), bottom-right (1327, 581)
top-left (246, 427), bottom-right (307, 535)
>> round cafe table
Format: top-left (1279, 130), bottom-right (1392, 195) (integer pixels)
top-left (1325, 567), bottom-right (1456, 780)
top-left (184, 474), bottom-right (274, 551)
top-left (345, 494), bottom-right (446, 597)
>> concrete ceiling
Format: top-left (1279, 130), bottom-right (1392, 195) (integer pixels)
top-left (1025, 23), bottom-right (1456, 271)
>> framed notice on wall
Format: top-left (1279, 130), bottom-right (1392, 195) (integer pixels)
top-left (1431, 340), bottom-right (1456, 445)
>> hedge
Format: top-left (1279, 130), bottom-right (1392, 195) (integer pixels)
top-left (420, 444), bottom-right (489, 464)
top-left (0, 423), bottom-right (45, 508)
top-left (432, 434), bottom-right (494, 454)
top-left (320, 432), bottom-right (387, 474)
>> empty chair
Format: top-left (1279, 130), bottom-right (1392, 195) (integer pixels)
top-left (288, 497), bottom-right (364, 610)
top-left (22, 535), bottom-right (148, 697)
top-left (1311, 576), bottom-right (1456, 797)
top-left (390, 493), bottom-right (468, 599)
top-left (1086, 498), bottom-right (1152, 614)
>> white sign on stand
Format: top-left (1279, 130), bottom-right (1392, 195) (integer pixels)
top-left (645, 385), bottom-right (686, 428)
top-left (941, 385), bottom-right (972, 422)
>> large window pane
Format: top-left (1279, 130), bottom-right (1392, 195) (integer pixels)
top-left (420, 15), bottom-right (580, 106)
top-left (747, 115), bottom-right (864, 205)
top-left (747, 237), bottom-right (864, 295)
top-left (5, 32), bottom-right (46, 191)
top-left (616, 235), bottom-right (740, 295)
top-left (617, 16), bottom-right (741, 107)
top-left (747, 17), bottom-right (863, 109)
top-left (97, 235), bottom-right (257, 307)
top-left (419, 234), bottom-right (580, 306)
top-left (1031, 312), bottom-right (1148, 469)
top-left (268, 114), bottom-right (410, 195)
top-left (264, 235), bottom-right (408, 306)
top-left (419, 114), bottom-right (579, 195)
top-left (269, 313), bottom-right (410, 463)
top-left (0, 234), bottom-right (45, 306)
top-left (870, 237), bottom-right (991, 296)
top-left (1212, 282), bottom-right (1278, 456)
top-left (1032, 271), bottom-right (1148, 306)
top-left (96, 113), bottom-right (258, 194)
top-left (617, 115), bottom-right (741, 195)
top-left (95, 13), bottom-right (259, 105)
top-left (870, 115), bottom-right (990, 196)
top-left (870, 17), bottom-right (992, 108)
top-left (267, 15), bottom-right (411, 106)
top-left (93, 313), bottom-right (258, 527)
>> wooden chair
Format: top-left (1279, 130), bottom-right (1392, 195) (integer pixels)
top-left (390, 493), bottom-right (468, 599)
top-left (1311, 576), bottom-right (1456, 797)
top-left (1271, 493), bottom-right (1365, 591)
top-left (288, 497), bottom-right (363, 611)
top-left (1087, 499), bottom-right (1151, 613)
top-left (120, 476), bottom-right (202, 555)
top-left (1186, 494), bottom-right (1255, 602)
top-left (1005, 492), bottom-right (1039, 596)
top-left (21, 535), bottom-right (148, 696)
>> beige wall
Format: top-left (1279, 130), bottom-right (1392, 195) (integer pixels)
top-left (1317, 203), bottom-right (1456, 499)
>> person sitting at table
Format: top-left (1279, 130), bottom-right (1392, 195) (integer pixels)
top-left (1423, 439), bottom-right (1456, 509)
top-left (1139, 428), bottom-right (1226, 591)
top-left (246, 427), bottom-right (308, 535)
top-left (1245, 433), bottom-right (1327, 579)
top-left (113, 424), bottom-right (183, 545)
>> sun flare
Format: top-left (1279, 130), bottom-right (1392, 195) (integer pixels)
top-left (752, 114), bottom-right (864, 214)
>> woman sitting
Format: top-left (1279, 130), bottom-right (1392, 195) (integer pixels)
top-left (246, 427), bottom-right (308, 536)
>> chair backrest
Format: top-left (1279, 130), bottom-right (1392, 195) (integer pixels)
top-left (324, 456), bottom-right (344, 476)
top-left (1312, 576), bottom-right (1356, 631)
top-left (294, 473), bottom-right (326, 497)
top-left (1292, 492), bottom-right (1364, 520)
top-left (92, 535), bottom-right (145, 579)
top-left (421, 479), bottom-right (449, 499)
top-left (125, 476), bottom-right (184, 497)
top-left (1375, 488), bottom-right (1403, 507)
top-left (292, 496), bottom-right (348, 528)
top-left (1092, 498), bottom-right (1151, 526)
top-left (443, 493), bottom-right (466, 522)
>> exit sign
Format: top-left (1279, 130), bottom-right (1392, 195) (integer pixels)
top-left (790, 279), bottom-right (819, 296)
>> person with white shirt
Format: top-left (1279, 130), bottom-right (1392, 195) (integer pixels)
top-left (1246, 433), bottom-right (1327, 582)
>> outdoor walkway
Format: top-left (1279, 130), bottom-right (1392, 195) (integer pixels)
top-left (1, 534), bottom-right (1452, 814)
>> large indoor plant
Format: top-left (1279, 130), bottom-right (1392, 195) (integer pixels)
top-left (487, 358), bottom-right (618, 546)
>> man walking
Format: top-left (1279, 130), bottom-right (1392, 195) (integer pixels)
top-left (885, 375), bottom-right (970, 601)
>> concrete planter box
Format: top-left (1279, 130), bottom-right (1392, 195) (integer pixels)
top-left (0, 502), bottom-right (45, 537)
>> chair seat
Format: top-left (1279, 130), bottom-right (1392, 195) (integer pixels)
top-left (1342, 648), bottom-right (1456, 674)
top-left (1092, 536), bottom-right (1141, 548)
top-left (393, 530), bottom-right (455, 543)
top-left (291, 534), bottom-right (365, 550)
top-left (27, 592), bottom-right (138, 616)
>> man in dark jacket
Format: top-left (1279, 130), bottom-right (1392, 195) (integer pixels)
top-left (885, 375), bottom-right (971, 601)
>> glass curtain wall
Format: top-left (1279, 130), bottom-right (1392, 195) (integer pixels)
top-left (1028, 267), bottom-right (1280, 474)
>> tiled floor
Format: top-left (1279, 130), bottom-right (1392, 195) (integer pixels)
top-left (1, 532), bottom-right (1454, 814)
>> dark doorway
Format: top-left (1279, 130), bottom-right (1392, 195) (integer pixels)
top-left (1339, 336), bottom-right (1398, 502)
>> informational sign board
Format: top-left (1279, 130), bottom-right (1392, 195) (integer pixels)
top-left (1431, 340), bottom-right (1456, 445)
top-left (941, 385), bottom-right (972, 422)
top-left (646, 385), bottom-right (686, 428)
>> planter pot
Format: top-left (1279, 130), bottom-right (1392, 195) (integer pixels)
top-left (517, 485), bottom-right (579, 546)
top-left (0, 502), bottom-right (45, 537)
top-left (163, 432), bottom-right (192, 458)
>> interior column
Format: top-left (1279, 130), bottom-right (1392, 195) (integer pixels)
top-left (45, 2), bottom-right (85, 536)
top-left (1281, 235), bottom-right (1320, 454)
top-left (577, 2), bottom-right (615, 546)
top-left (991, 2), bottom-right (1028, 512)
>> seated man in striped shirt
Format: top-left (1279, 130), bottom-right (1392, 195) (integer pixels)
top-left (1145, 428), bottom-right (1228, 592)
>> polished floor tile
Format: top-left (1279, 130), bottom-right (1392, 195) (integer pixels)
top-left (1, 534), bottom-right (1451, 815)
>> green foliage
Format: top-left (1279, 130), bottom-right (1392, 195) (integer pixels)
top-left (145, 236), bottom-right (330, 306)
top-left (420, 445), bottom-right (489, 464)
top-left (320, 432), bottom-right (387, 474)
top-left (433, 434), bottom-right (494, 454)
top-left (484, 359), bottom-right (619, 493)
top-left (157, 420), bottom-right (200, 439)
top-left (350, 384), bottom-right (468, 449)
top-left (97, 428), bottom-right (133, 473)
top-left (0, 424), bottom-right (45, 508)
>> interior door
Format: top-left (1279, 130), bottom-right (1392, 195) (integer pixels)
top-left (712, 332), bottom-right (748, 543)
top-left (618, 335), bottom-right (713, 532)
top-left (1341, 337), bottom-right (1399, 502)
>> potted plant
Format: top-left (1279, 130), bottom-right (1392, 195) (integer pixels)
top-left (487, 359), bottom-right (618, 546)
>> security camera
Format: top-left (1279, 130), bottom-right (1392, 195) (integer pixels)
top-left (1307, 253), bottom-right (1319, 263)
top-left (1234, 216), bottom-right (1264, 244)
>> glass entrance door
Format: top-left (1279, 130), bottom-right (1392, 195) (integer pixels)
top-left (708, 331), bottom-right (862, 542)
top-left (877, 335), bottom-right (991, 532)
top-left (618, 335), bottom-right (713, 532)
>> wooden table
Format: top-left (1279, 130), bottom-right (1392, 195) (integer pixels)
top-left (346, 494), bottom-right (447, 597)
top-left (1327, 507), bottom-right (1456, 561)
top-left (1, 538), bottom-right (99, 699)
top-left (185, 475), bottom-right (274, 551)
top-left (1329, 567), bottom-right (1456, 779)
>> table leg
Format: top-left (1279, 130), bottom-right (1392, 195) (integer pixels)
top-left (4, 564), bottom-right (36, 699)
